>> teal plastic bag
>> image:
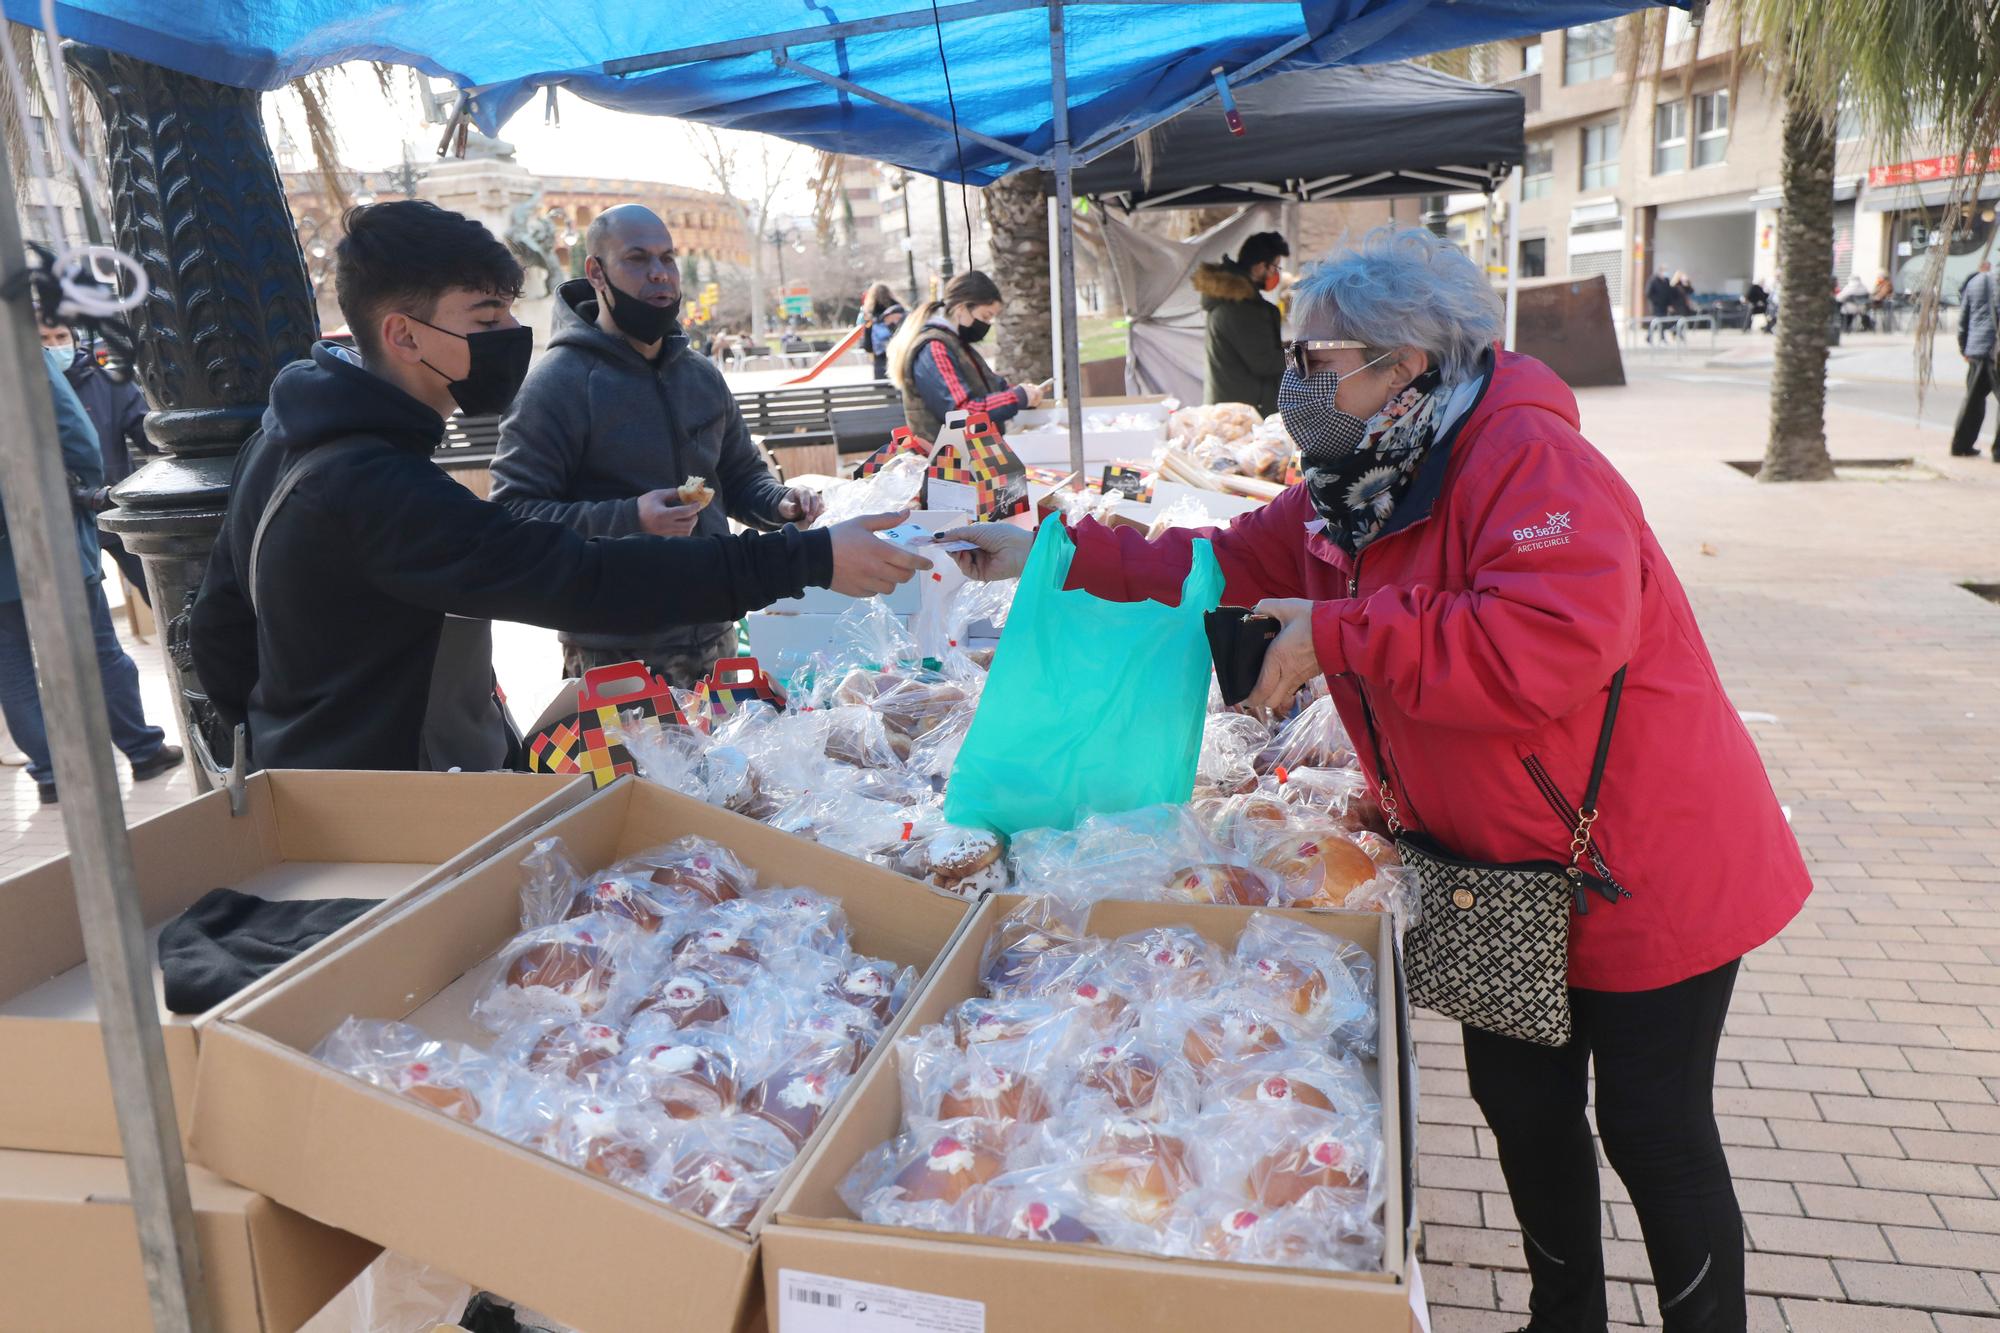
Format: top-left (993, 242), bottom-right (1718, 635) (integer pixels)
top-left (944, 520), bottom-right (1224, 835)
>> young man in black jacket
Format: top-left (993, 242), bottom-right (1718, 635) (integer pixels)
top-left (190, 201), bottom-right (925, 773)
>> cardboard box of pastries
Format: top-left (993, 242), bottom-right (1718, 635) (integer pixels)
top-left (0, 1147), bottom-right (376, 1333)
top-left (759, 896), bottom-right (1418, 1333)
top-left (192, 776), bottom-right (973, 1333)
top-left (0, 769), bottom-right (589, 1157)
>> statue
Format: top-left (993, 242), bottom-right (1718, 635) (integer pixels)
top-left (505, 184), bottom-right (562, 297)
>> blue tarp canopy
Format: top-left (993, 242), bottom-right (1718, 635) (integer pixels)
top-left (12, 1), bottom-right (1681, 184)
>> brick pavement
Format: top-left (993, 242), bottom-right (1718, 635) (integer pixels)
top-left (2, 362), bottom-right (1998, 1329)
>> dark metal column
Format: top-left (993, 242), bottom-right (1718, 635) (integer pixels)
top-left (67, 46), bottom-right (318, 783)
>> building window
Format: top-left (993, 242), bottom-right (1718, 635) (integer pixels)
top-left (1523, 137), bottom-right (1555, 200)
top-left (1653, 100), bottom-right (1688, 175)
top-left (1581, 120), bottom-right (1621, 191)
top-left (1519, 238), bottom-right (1548, 279)
top-left (1563, 21), bottom-right (1617, 84)
top-left (1522, 41), bottom-right (1543, 74)
top-left (1695, 90), bottom-right (1730, 167)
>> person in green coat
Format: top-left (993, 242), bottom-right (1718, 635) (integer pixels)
top-left (1193, 230), bottom-right (1289, 416)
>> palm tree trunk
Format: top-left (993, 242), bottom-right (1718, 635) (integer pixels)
top-left (1761, 63), bottom-right (1837, 482)
top-left (983, 169), bottom-right (1053, 383)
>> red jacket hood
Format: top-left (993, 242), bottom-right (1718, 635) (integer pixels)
top-left (1462, 349), bottom-right (1581, 436)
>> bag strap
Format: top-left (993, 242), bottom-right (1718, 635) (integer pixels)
top-left (247, 440), bottom-right (362, 615)
top-left (1358, 665), bottom-right (1627, 870)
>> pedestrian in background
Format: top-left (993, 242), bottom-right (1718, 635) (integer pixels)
top-left (1193, 230), bottom-right (1289, 414)
top-left (40, 324), bottom-right (153, 604)
top-left (1645, 270), bottom-right (1674, 344)
top-left (861, 281), bottom-right (907, 382)
top-left (0, 346), bottom-right (183, 803)
top-left (887, 269), bottom-right (1048, 441)
top-left (1950, 262), bottom-right (1999, 461)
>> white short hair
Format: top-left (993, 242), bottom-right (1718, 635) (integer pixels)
top-left (1290, 225), bottom-right (1503, 385)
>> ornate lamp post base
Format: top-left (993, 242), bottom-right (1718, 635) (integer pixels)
top-left (68, 46), bottom-right (318, 784)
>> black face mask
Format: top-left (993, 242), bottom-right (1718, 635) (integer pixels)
top-left (959, 317), bottom-right (992, 345)
top-left (405, 314), bottom-right (534, 416)
top-left (596, 269), bottom-right (681, 344)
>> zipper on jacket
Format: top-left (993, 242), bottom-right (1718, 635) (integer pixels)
top-left (1521, 753), bottom-right (1630, 904)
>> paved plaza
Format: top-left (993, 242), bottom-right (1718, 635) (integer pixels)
top-left (6, 351), bottom-right (1999, 1330)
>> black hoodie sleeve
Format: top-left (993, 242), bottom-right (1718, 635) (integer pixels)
top-left (188, 462), bottom-right (258, 734)
top-left (333, 449), bottom-right (832, 632)
top-left (712, 387), bottom-right (791, 529)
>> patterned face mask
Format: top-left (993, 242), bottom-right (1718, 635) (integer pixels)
top-left (1275, 351), bottom-right (1395, 468)
top-left (1282, 353), bottom-right (1462, 558)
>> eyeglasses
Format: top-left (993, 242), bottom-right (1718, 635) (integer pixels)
top-left (1285, 338), bottom-right (1370, 378)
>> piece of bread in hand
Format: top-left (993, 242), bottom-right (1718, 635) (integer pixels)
top-left (678, 475), bottom-right (715, 509)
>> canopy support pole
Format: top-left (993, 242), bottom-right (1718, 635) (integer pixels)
top-left (1504, 165), bottom-right (1521, 350)
top-left (1048, 195), bottom-right (1065, 410)
top-left (1049, 1), bottom-right (1085, 482)
top-left (0, 130), bottom-right (212, 1333)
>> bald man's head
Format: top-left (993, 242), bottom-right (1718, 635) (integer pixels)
top-left (582, 204), bottom-right (681, 346)
top-left (586, 204), bottom-right (668, 266)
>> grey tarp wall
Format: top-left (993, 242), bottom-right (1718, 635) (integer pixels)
top-left (1100, 205), bottom-right (1281, 407)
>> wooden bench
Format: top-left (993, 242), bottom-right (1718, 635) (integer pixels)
top-left (830, 402), bottom-right (909, 458)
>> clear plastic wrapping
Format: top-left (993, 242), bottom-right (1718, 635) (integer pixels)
top-left (313, 1019), bottom-right (516, 1128)
top-left (840, 896), bottom-right (1389, 1274)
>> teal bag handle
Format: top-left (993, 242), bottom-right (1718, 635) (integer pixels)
top-left (944, 520), bottom-right (1225, 836)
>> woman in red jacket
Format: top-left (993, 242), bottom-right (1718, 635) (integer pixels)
top-left (949, 226), bottom-right (1809, 1333)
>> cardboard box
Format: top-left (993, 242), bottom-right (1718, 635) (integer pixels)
top-left (193, 778), bottom-right (974, 1333)
top-left (0, 770), bottom-right (588, 1158)
top-left (761, 897), bottom-right (1418, 1333)
top-left (1011, 399), bottom-right (1170, 468)
top-left (0, 1148), bottom-right (377, 1333)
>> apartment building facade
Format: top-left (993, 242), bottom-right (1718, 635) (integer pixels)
top-left (1500, 9), bottom-right (1991, 318)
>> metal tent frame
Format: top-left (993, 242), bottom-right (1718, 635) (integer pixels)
top-left (439, 0), bottom-right (1327, 481)
top-left (0, 5), bottom-right (1681, 1329)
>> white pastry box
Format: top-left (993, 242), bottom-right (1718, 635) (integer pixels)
top-left (761, 896), bottom-right (1420, 1333)
top-left (1009, 397), bottom-right (1172, 468)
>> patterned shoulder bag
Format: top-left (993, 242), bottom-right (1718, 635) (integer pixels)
top-left (1357, 668), bottom-right (1628, 1047)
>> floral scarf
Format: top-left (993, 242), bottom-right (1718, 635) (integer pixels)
top-left (1301, 374), bottom-right (1455, 558)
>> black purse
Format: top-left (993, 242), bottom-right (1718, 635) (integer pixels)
top-left (1358, 669), bottom-right (1628, 1047)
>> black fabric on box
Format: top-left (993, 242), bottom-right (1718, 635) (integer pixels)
top-left (157, 888), bottom-right (375, 1014)
top-left (459, 1293), bottom-right (554, 1333)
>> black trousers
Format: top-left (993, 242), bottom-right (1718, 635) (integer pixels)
top-left (98, 531), bottom-right (150, 608)
top-left (1463, 959), bottom-right (1744, 1333)
top-left (1950, 356), bottom-right (2000, 456)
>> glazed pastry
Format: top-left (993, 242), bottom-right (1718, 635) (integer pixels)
top-left (1244, 955), bottom-right (1330, 1021)
top-left (392, 1061), bottom-right (481, 1122)
top-left (1003, 1198), bottom-right (1099, 1244)
top-left (677, 475), bottom-right (715, 508)
top-left (1076, 1045), bottom-right (1161, 1117)
top-left (1232, 1071), bottom-right (1339, 1114)
top-left (1181, 1011), bottom-right (1288, 1073)
top-left (1081, 1119), bottom-right (1192, 1224)
top-left (1276, 835), bottom-right (1380, 908)
top-left (631, 973), bottom-right (731, 1029)
top-left (563, 877), bottom-right (674, 933)
top-left (826, 961), bottom-right (900, 1026)
top-left (936, 1066), bottom-right (1052, 1123)
top-left (665, 1151), bottom-right (763, 1225)
top-left (922, 827), bottom-right (1011, 897)
top-left (671, 925), bottom-right (761, 968)
top-left (1164, 863), bottom-right (1276, 907)
top-left (891, 1128), bottom-right (1008, 1204)
top-left (504, 937), bottom-right (616, 1017)
top-left (744, 1067), bottom-right (843, 1145)
top-left (526, 1022), bottom-right (624, 1084)
top-left (629, 1040), bottom-right (737, 1119)
top-left (1248, 1130), bottom-right (1366, 1209)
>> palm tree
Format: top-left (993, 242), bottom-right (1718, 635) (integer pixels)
top-left (1762, 60), bottom-right (1837, 481)
top-left (983, 168), bottom-right (1053, 383)
top-left (1748, 0), bottom-right (2000, 478)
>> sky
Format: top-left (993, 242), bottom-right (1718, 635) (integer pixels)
top-left (263, 64), bottom-right (819, 215)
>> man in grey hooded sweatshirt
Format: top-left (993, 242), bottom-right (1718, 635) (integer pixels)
top-left (491, 205), bottom-right (826, 685)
